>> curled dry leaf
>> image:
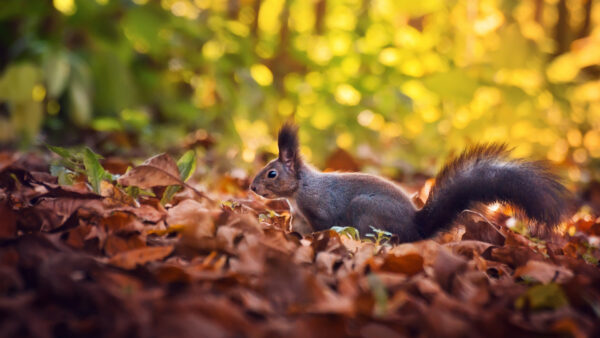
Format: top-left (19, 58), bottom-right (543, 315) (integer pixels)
top-left (108, 245), bottom-right (174, 269)
top-left (514, 260), bottom-right (574, 284)
top-left (378, 252), bottom-right (424, 276)
top-left (167, 199), bottom-right (217, 238)
top-left (117, 153), bottom-right (181, 189)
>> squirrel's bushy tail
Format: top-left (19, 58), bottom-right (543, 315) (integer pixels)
top-left (414, 144), bottom-right (570, 239)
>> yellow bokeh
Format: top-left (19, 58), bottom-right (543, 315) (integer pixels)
top-left (584, 130), bottom-right (600, 157)
top-left (278, 99), bottom-right (294, 116)
top-left (47, 100), bottom-right (60, 115)
top-left (567, 129), bottom-right (582, 147)
top-left (335, 84), bottom-right (361, 106)
top-left (13, 0), bottom-right (600, 181)
top-left (336, 132), bottom-right (354, 149)
top-left (202, 40), bottom-right (224, 60)
top-left (381, 122), bottom-right (402, 139)
top-left (404, 114), bottom-right (424, 136)
top-left (310, 107), bottom-right (334, 130)
top-left (326, 5), bottom-right (357, 31)
top-left (32, 85), bottom-right (46, 102)
top-left (547, 139), bottom-right (569, 163)
top-left (329, 33), bottom-right (352, 56)
top-left (258, 0), bottom-right (284, 34)
top-left (573, 148), bottom-right (588, 164)
top-left (420, 106), bottom-right (440, 123)
top-left (573, 81), bottom-right (600, 102)
top-left (250, 64), bottom-right (273, 87)
top-left (378, 48), bottom-right (401, 66)
top-left (547, 54), bottom-right (579, 83)
top-left (341, 56), bottom-right (361, 76)
top-left (452, 107), bottom-right (471, 129)
top-left (357, 110), bottom-right (374, 126)
top-left (307, 38), bottom-right (333, 65)
top-left (53, 0), bottom-right (76, 15)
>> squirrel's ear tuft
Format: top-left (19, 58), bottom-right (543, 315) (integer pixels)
top-left (278, 122), bottom-right (300, 172)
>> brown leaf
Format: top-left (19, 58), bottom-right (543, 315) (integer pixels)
top-left (486, 245), bottom-right (545, 268)
top-left (433, 247), bottom-right (468, 291)
top-left (378, 252), bottom-right (424, 276)
top-left (100, 157), bottom-right (133, 175)
top-left (444, 240), bottom-right (494, 259)
top-left (324, 148), bottom-right (360, 172)
top-left (100, 181), bottom-right (137, 207)
top-left (514, 260), bottom-right (574, 284)
top-left (166, 199), bottom-right (217, 238)
top-left (104, 234), bottom-right (146, 257)
top-left (108, 245), bottom-right (174, 269)
top-left (117, 153), bottom-right (181, 189)
top-left (153, 264), bottom-right (193, 284)
top-left (0, 201), bottom-right (17, 239)
top-left (100, 211), bottom-right (144, 234)
top-left (461, 218), bottom-right (506, 245)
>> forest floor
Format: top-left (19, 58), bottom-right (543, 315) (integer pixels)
top-left (1, 149), bottom-right (599, 338)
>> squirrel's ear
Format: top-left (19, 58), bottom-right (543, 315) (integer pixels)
top-left (278, 123), bottom-right (300, 172)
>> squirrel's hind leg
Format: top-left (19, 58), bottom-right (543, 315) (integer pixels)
top-left (346, 195), bottom-right (419, 243)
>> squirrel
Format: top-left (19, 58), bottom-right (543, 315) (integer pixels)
top-left (250, 123), bottom-right (570, 243)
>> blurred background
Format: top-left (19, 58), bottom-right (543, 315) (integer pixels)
top-left (0, 0), bottom-right (599, 185)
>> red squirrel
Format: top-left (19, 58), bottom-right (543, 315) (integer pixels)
top-left (250, 123), bottom-right (569, 242)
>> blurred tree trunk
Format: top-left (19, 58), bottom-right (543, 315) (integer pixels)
top-left (227, 0), bottom-right (239, 19)
top-left (315, 0), bottom-right (326, 35)
top-left (553, 0), bottom-right (570, 57)
top-left (533, 0), bottom-right (543, 24)
top-left (251, 0), bottom-right (262, 39)
top-left (577, 0), bottom-right (592, 39)
top-left (272, 0), bottom-right (291, 92)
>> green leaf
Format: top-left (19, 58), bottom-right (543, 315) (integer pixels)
top-left (0, 63), bottom-right (42, 102)
top-left (367, 274), bottom-right (388, 317)
top-left (369, 226), bottom-right (393, 237)
top-left (47, 144), bottom-right (77, 160)
top-left (50, 165), bottom-right (75, 186)
top-left (582, 252), bottom-right (599, 265)
top-left (161, 150), bottom-right (196, 205)
top-left (43, 50), bottom-right (71, 98)
top-left (82, 147), bottom-right (106, 193)
top-left (11, 101), bottom-right (43, 147)
top-left (69, 80), bottom-right (92, 127)
top-left (515, 283), bottom-right (569, 311)
top-left (46, 144), bottom-right (85, 172)
top-left (331, 226), bottom-right (360, 240)
top-left (176, 150), bottom-right (197, 182)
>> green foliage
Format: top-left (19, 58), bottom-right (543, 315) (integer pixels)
top-left (331, 226), bottom-right (360, 240)
top-left (365, 226), bottom-right (393, 246)
top-left (82, 147), bottom-right (108, 193)
top-left (366, 273), bottom-right (388, 317)
top-left (1, 0), bottom-right (599, 180)
top-left (515, 283), bottom-right (569, 311)
top-left (48, 144), bottom-right (114, 193)
top-left (49, 165), bottom-right (76, 186)
top-left (161, 150), bottom-right (197, 205)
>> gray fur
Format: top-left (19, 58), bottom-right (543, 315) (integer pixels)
top-left (250, 125), bottom-right (569, 243)
top-left (292, 165), bottom-right (420, 242)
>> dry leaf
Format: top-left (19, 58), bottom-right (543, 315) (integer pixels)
top-left (108, 245), bottom-right (174, 269)
top-left (514, 260), bottom-right (574, 284)
top-left (117, 153), bottom-right (181, 189)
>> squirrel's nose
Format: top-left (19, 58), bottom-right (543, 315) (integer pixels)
top-left (251, 185), bottom-right (257, 192)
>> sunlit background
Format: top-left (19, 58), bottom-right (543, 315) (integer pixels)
top-left (1, 0), bottom-right (599, 184)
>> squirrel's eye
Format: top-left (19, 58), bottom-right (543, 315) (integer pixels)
top-left (267, 170), bottom-right (277, 178)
